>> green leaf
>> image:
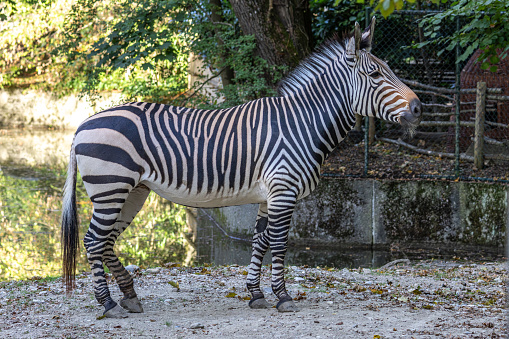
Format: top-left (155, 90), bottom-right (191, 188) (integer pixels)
top-left (159, 42), bottom-right (172, 50)
top-left (490, 65), bottom-right (498, 72)
top-left (141, 63), bottom-right (154, 70)
top-left (490, 55), bottom-right (500, 64)
top-left (106, 45), bottom-right (121, 53)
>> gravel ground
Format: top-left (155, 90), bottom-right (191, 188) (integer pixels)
top-left (0, 260), bottom-right (506, 338)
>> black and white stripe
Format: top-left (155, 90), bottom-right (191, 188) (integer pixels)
top-left (61, 17), bottom-right (421, 317)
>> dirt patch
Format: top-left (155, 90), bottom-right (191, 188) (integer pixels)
top-left (0, 260), bottom-right (506, 338)
top-left (322, 137), bottom-right (509, 180)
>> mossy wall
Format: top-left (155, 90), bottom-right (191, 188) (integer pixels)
top-left (202, 178), bottom-right (508, 249)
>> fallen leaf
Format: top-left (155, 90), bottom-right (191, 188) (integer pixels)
top-left (225, 292), bottom-right (237, 298)
top-left (168, 281), bottom-right (180, 291)
top-left (353, 285), bottom-right (366, 292)
top-left (294, 291), bottom-right (307, 301)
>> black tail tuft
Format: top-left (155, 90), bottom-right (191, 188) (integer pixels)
top-left (61, 146), bottom-right (79, 293)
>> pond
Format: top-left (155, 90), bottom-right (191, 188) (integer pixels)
top-left (2, 128), bottom-right (491, 282)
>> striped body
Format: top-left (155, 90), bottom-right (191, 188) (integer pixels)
top-left (61, 18), bottom-right (422, 317)
top-left (75, 95), bottom-right (338, 209)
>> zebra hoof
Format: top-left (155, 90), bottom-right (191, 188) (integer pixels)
top-left (276, 300), bottom-right (299, 312)
top-left (104, 304), bottom-right (129, 318)
top-left (248, 297), bottom-right (271, 309)
top-left (120, 296), bottom-right (144, 313)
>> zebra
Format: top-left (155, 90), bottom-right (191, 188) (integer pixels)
top-left (61, 17), bottom-right (421, 318)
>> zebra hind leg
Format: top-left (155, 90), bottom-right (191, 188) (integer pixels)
top-left (83, 183), bottom-right (146, 318)
top-left (103, 184), bottom-right (151, 314)
top-left (246, 203), bottom-right (271, 309)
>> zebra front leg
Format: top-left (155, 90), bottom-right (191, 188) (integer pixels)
top-left (268, 194), bottom-right (299, 312)
top-left (247, 203), bottom-right (271, 309)
top-left (103, 184), bottom-right (150, 314)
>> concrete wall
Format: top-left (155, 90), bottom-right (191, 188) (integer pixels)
top-left (0, 89), bottom-right (122, 129)
top-left (202, 178), bottom-right (508, 250)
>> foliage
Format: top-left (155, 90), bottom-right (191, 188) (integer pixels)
top-left (416, 0), bottom-right (509, 72)
top-left (1, 0), bottom-right (285, 108)
top-left (177, 0), bottom-right (284, 108)
top-left (337, 0), bottom-right (445, 17)
top-left (0, 0), bottom-right (84, 93)
top-left (309, 0), bottom-right (365, 44)
top-left (55, 0), bottom-right (189, 103)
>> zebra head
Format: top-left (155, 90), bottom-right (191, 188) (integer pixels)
top-left (346, 17), bottom-right (422, 136)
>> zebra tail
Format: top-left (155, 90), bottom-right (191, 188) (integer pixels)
top-left (61, 145), bottom-right (79, 293)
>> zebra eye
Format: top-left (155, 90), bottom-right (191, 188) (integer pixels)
top-left (370, 71), bottom-right (381, 78)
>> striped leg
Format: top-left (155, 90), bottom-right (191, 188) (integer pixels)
top-left (247, 203), bottom-right (271, 309)
top-left (83, 182), bottom-right (135, 318)
top-left (268, 192), bottom-right (299, 312)
top-left (103, 184), bottom-right (150, 314)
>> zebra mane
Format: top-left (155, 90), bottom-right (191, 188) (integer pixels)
top-left (277, 32), bottom-right (370, 97)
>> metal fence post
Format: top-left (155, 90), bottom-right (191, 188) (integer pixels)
top-left (474, 81), bottom-right (486, 169)
top-left (364, 113), bottom-right (369, 176)
top-left (363, 7), bottom-right (371, 176)
top-left (454, 15), bottom-right (461, 177)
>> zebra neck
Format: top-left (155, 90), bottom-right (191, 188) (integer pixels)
top-left (284, 78), bottom-right (356, 158)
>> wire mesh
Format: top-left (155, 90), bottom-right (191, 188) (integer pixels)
top-left (323, 9), bottom-right (509, 182)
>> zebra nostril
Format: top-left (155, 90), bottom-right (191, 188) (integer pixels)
top-left (410, 98), bottom-right (422, 117)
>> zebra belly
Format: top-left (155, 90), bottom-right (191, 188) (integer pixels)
top-left (143, 180), bottom-right (268, 208)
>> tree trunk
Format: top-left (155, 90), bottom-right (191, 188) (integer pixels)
top-left (209, 0), bottom-right (235, 89)
top-left (229, 0), bottom-right (313, 86)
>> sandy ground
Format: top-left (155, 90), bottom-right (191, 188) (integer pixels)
top-left (0, 260), bottom-right (506, 338)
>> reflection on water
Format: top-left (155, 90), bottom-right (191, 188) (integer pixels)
top-left (0, 166), bottom-right (191, 280)
top-left (0, 129), bottom-right (75, 169)
top-left (0, 128), bottom-right (396, 281)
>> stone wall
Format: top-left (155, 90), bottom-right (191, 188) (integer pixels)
top-left (202, 178), bottom-right (508, 250)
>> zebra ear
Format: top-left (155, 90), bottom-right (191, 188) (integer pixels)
top-left (346, 22), bottom-right (362, 58)
top-left (354, 22), bottom-right (362, 55)
top-left (363, 17), bottom-right (376, 53)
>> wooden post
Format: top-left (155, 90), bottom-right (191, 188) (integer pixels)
top-left (368, 116), bottom-right (376, 145)
top-left (474, 81), bottom-right (486, 170)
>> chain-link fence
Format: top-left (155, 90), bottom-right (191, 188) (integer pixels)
top-left (323, 9), bottom-right (509, 183)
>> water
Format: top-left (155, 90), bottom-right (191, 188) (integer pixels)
top-left (2, 128), bottom-right (495, 281)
